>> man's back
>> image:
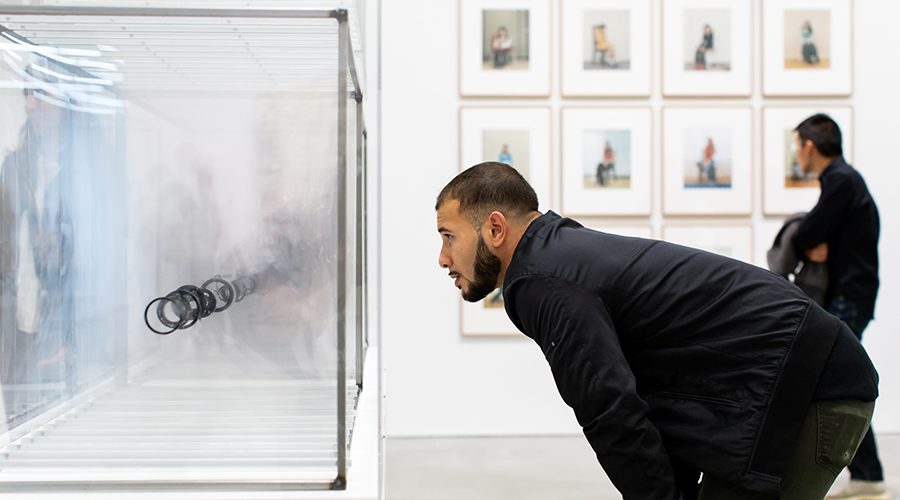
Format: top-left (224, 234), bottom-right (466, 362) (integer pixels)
top-left (504, 212), bottom-right (810, 349)
top-left (794, 158), bottom-right (879, 318)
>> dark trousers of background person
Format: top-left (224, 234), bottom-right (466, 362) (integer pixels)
top-left (827, 296), bottom-right (885, 482)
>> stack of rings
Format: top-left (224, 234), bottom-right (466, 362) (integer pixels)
top-left (144, 275), bottom-right (252, 335)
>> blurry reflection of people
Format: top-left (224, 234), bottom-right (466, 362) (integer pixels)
top-left (801, 21), bottom-right (821, 65)
top-left (694, 24), bottom-right (714, 70)
top-left (1, 87), bottom-right (75, 423)
top-left (490, 26), bottom-right (513, 68)
top-left (498, 144), bottom-right (513, 165)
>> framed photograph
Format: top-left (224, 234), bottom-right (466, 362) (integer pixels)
top-left (561, 107), bottom-right (651, 216)
top-left (459, 0), bottom-right (551, 96)
top-left (459, 106), bottom-right (551, 336)
top-left (560, 0), bottom-right (651, 97)
top-left (762, 0), bottom-right (852, 96)
top-left (662, 0), bottom-right (752, 96)
top-left (663, 224), bottom-right (754, 264)
top-left (762, 106), bottom-right (853, 215)
top-left (662, 107), bottom-right (752, 216)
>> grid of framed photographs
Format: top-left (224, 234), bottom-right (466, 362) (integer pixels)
top-left (456, 0), bottom-right (853, 336)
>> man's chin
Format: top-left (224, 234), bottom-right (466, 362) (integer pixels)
top-left (461, 288), bottom-right (491, 303)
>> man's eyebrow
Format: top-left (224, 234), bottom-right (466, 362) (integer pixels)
top-left (437, 226), bottom-right (452, 234)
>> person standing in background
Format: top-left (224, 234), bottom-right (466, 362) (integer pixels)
top-left (791, 114), bottom-right (886, 500)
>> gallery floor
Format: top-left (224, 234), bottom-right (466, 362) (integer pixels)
top-left (385, 434), bottom-right (900, 499)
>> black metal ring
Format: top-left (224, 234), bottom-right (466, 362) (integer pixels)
top-left (175, 286), bottom-right (203, 329)
top-left (145, 296), bottom-right (181, 335)
top-left (157, 291), bottom-right (190, 329)
top-left (201, 276), bottom-right (235, 312)
top-left (182, 284), bottom-right (215, 318)
top-left (198, 288), bottom-right (217, 318)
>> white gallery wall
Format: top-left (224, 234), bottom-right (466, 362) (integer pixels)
top-left (381, 0), bottom-right (900, 437)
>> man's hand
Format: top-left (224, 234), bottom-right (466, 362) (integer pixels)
top-left (805, 243), bottom-right (828, 263)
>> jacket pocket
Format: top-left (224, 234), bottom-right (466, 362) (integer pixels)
top-left (656, 390), bottom-right (743, 409)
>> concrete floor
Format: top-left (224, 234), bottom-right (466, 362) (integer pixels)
top-left (385, 434), bottom-right (900, 500)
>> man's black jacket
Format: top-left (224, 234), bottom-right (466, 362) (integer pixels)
top-left (793, 157), bottom-right (879, 320)
top-left (503, 212), bottom-right (878, 499)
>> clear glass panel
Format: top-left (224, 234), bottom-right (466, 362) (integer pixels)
top-left (344, 87), bottom-right (357, 392)
top-left (0, 8), bottom-right (362, 490)
top-left (1, 49), bottom-right (123, 432)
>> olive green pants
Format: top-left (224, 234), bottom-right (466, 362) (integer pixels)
top-left (698, 399), bottom-right (875, 500)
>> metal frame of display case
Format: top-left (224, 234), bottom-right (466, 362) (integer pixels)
top-left (0, 5), bottom-right (367, 492)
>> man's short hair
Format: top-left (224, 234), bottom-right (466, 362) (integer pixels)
top-left (795, 113), bottom-right (843, 157)
top-left (435, 162), bottom-right (538, 227)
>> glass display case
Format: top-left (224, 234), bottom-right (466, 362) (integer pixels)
top-left (0, 3), bottom-right (368, 493)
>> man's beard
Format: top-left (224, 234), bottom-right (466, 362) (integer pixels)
top-left (462, 235), bottom-right (502, 303)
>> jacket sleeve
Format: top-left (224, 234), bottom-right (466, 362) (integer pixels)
top-left (793, 174), bottom-right (850, 253)
top-left (505, 275), bottom-right (680, 500)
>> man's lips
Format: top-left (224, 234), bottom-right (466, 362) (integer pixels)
top-left (449, 272), bottom-right (461, 288)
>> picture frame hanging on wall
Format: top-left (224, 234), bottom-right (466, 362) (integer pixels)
top-left (560, 0), bottom-right (651, 97)
top-left (458, 106), bottom-right (551, 336)
top-left (662, 0), bottom-right (752, 97)
top-left (561, 107), bottom-right (652, 216)
top-left (662, 106), bottom-right (753, 216)
top-left (762, 0), bottom-right (852, 96)
top-left (459, 0), bottom-right (551, 97)
top-left (663, 224), bottom-right (754, 265)
top-left (762, 106), bottom-right (853, 215)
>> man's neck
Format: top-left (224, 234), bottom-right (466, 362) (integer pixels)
top-left (496, 211), bottom-right (543, 287)
top-left (812, 155), bottom-right (838, 175)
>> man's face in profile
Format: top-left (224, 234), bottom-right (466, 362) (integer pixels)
top-left (436, 199), bottom-right (501, 302)
top-left (793, 132), bottom-right (813, 175)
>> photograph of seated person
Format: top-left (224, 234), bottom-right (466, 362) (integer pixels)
top-left (801, 20), bottom-right (821, 65)
top-left (694, 24), bottom-right (714, 70)
top-left (490, 26), bottom-right (513, 68)
top-left (591, 24), bottom-right (618, 69)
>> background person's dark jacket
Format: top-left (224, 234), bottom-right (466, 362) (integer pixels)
top-left (767, 212), bottom-right (828, 305)
top-left (503, 212), bottom-right (878, 499)
top-left (793, 157), bottom-right (879, 319)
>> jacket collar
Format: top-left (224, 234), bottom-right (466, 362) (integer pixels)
top-left (522, 210), bottom-right (560, 240)
top-left (503, 211), bottom-right (561, 289)
top-left (818, 156), bottom-right (847, 181)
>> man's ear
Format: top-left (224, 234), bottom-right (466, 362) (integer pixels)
top-left (484, 211), bottom-right (507, 248)
top-left (803, 138), bottom-right (816, 156)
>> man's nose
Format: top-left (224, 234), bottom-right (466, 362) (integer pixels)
top-left (438, 250), bottom-right (451, 269)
